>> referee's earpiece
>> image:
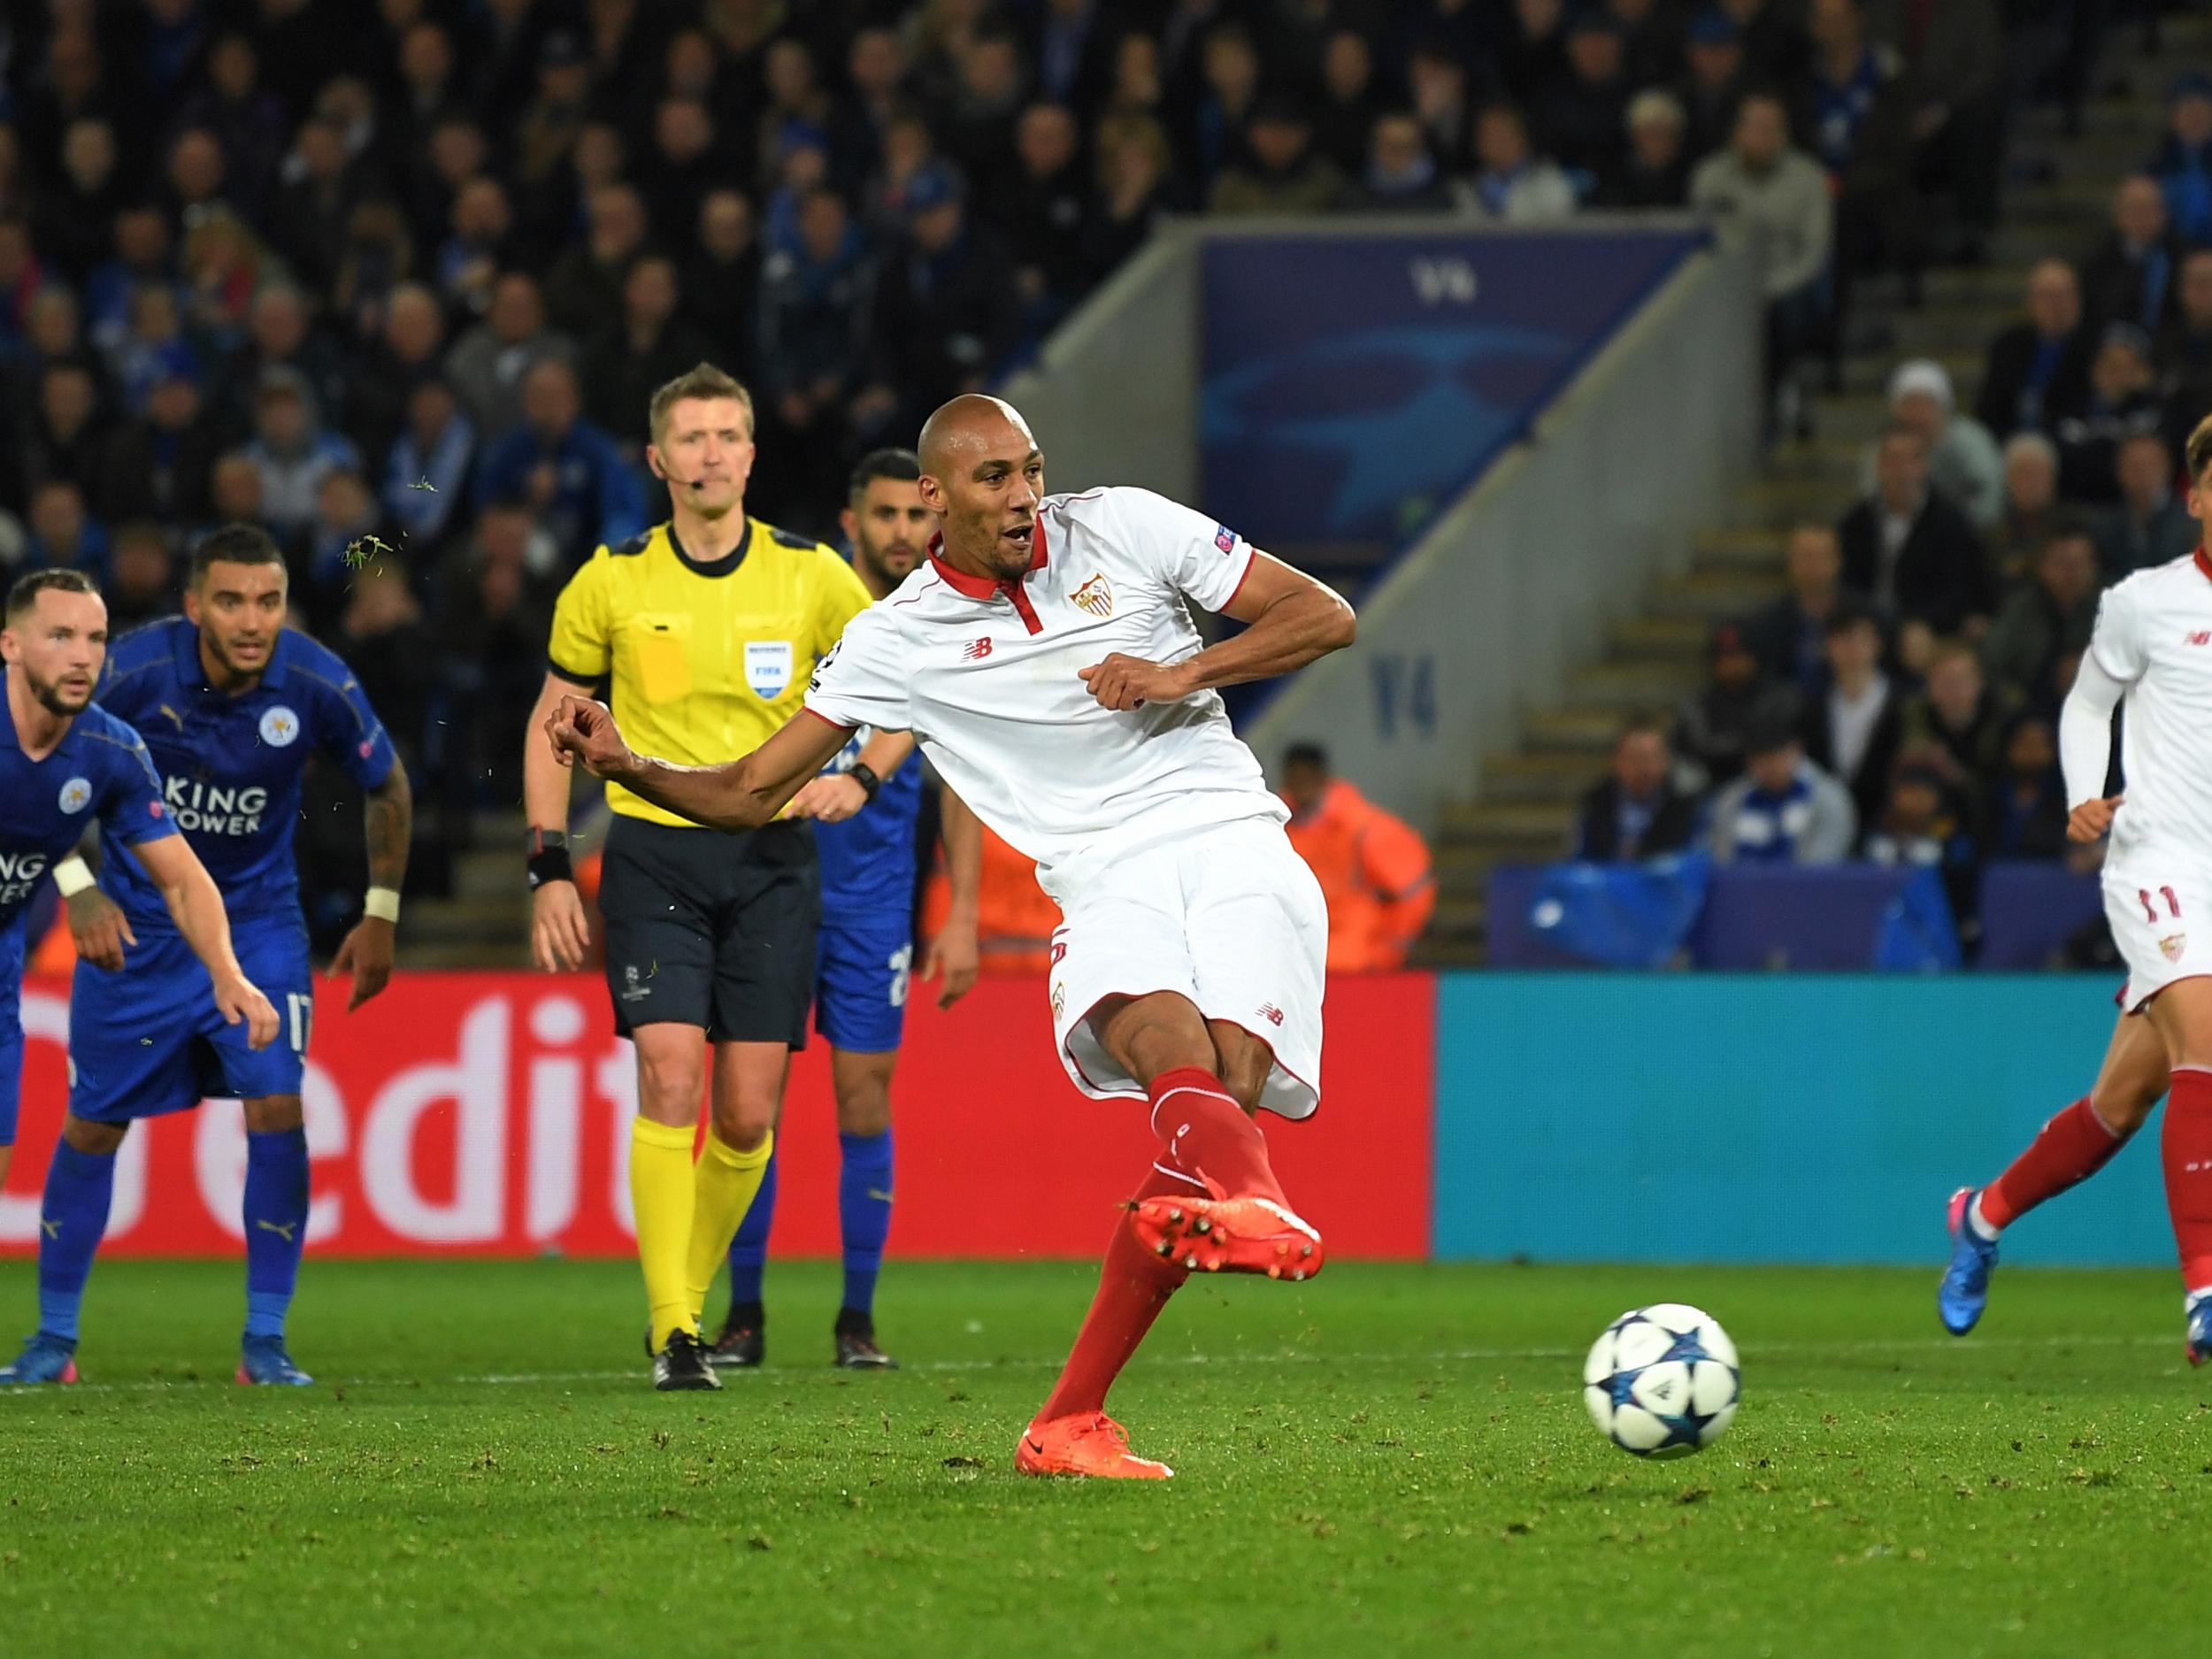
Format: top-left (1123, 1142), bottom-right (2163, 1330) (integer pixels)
top-left (651, 453), bottom-right (706, 491)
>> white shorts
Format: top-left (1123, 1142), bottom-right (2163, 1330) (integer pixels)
top-left (2105, 861), bottom-right (2212, 1013)
top-left (1048, 819), bottom-right (1327, 1119)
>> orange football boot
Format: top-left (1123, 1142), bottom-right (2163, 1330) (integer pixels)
top-left (1130, 1194), bottom-right (1325, 1279)
top-left (1015, 1412), bottom-right (1174, 1479)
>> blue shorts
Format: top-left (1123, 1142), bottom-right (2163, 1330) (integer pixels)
top-left (0, 917), bottom-right (23, 1147)
top-left (69, 916), bottom-right (312, 1123)
top-left (813, 907), bottom-right (912, 1055)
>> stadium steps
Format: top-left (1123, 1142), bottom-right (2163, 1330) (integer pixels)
top-left (1423, 67), bottom-right (2174, 966)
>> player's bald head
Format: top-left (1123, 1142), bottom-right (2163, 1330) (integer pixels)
top-left (918, 394), bottom-right (1035, 480)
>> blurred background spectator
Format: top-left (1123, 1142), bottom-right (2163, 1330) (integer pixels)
top-left (1709, 714), bottom-right (1859, 865)
top-left (1577, 713), bottom-right (1705, 861)
top-left (1279, 744), bottom-right (1434, 973)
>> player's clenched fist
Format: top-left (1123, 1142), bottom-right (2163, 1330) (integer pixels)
top-left (2068, 794), bottom-right (2123, 844)
top-left (547, 695), bottom-right (634, 779)
top-left (214, 972), bottom-right (280, 1049)
top-left (1079, 654), bottom-right (1194, 711)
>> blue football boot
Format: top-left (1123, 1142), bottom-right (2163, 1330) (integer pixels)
top-left (1939, 1187), bottom-right (1999, 1335)
top-left (237, 1334), bottom-right (313, 1386)
top-left (0, 1332), bottom-right (79, 1385)
top-left (2187, 1298), bottom-right (2212, 1368)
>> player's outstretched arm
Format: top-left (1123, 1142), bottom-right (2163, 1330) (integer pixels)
top-left (921, 786), bottom-right (982, 1009)
top-left (130, 834), bottom-right (280, 1049)
top-left (547, 695), bottom-right (850, 833)
top-left (788, 730), bottom-right (917, 824)
top-left (330, 764), bottom-right (411, 1010)
top-left (1080, 554), bottom-right (1355, 710)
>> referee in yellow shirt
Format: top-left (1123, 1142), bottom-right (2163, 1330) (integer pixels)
top-left (522, 362), bottom-right (878, 1390)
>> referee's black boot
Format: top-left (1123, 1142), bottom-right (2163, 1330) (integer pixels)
top-left (653, 1327), bottom-right (721, 1392)
top-left (833, 1310), bottom-right (898, 1371)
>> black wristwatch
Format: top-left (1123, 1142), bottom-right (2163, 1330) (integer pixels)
top-left (849, 763), bottom-right (882, 803)
top-left (526, 826), bottom-right (573, 889)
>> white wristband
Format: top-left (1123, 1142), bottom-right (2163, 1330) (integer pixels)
top-left (53, 856), bottom-right (96, 898)
top-left (364, 887), bottom-right (401, 924)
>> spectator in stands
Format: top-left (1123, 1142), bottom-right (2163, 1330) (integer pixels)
top-left (1709, 710), bottom-right (1858, 864)
top-left (1879, 358), bottom-right (2004, 531)
top-left (1408, 35), bottom-right (1480, 177)
top-left (1313, 30), bottom-right (1384, 176)
top-left (643, 96), bottom-right (726, 251)
top-left (580, 256), bottom-right (715, 462)
top-left (1580, 712), bottom-right (1705, 859)
top-left (1984, 713), bottom-right (2070, 862)
top-left (22, 480), bottom-right (110, 584)
top-left (301, 467), bottom-right (388, 621)
top-left (2098, 428), bottom-right (2199, 576)
top-left (334, 558), bottom-right (432, 780)
top-left (104, 520), bottom-right (177, 635)
top-left (1978, 258), bottom-right (2093, 440)
top-left (1534, 14), bottom-right (1633, 198)
top-left (685, 189), bottom-right (762, 385)
top-left (83, 205), bottom-right (176, 365)
top-left (443, 272), bottom-right (574, 442)
top-left (470, 357), bottom-right (644, 572)
top-left (1279, 743), bottom-right (1436, 972)
top-left (204, 450), bottom-right (265, 536)
top-left (1212, 96), bottom-right (1344, 218)
top-left (1860, 755), bottom-right (1980, 927)
top-left (381, 375), bottom-right (474, 556)
top-left (1080, 112), bottom-right (1175, 287)
top-left (1673, 622), bottom-right (1767, 788)
top-left (1184, 25), bottom-right (1261, 197)
top-left (2055, 323), bottom-right (2164, 503)
top-left (218, 282), bottom-right (350, 443)
top-left (1868, 0), bottom-right (2003, 261)
top-left (24, 363), bottom-right (108, 510)
top-left (2080, 175), bottom-right (2183, 339)
top-left (1987, 431), bottom-right (2064, 588)
top-left (1678, 10), bottom-right (1747, 163)
top-left (1602, 90), bottom-right (1690, 210)
top-left (1803, 0), bottom-right (1916, 297)
top-left (1006, 104), bottom-right (1094, 323)
top-left (868, 166), bottom-right (1019, 439)
top-left (1839, 427), bottom-right (1991, 635)
top-left (1467, 104), bottom-right (1577, 223)
top-left (1343, 111), bottom-right (1458, 216)
top-left (2158, 248), bottom-right (2212, 456)
top-left (1898, 640), bottom-right (2016, 800)
top-left (96, 365), bottom-right (223, 527)
top-left (543, 182), bottom-right (649, 341)
top-left (918, 818), bottom-right (1063, 977)
top-left (1691, 90), bottom-right (1832, 432)
top-left (40, 119), bottom-right (120, 283)
top-left (435, 176), bottom-right (516, 322)
top-left (181, 35), bottom-right (289, 224)
top-left (1745, 521), bottom-right (1869, 698)
top-left (2150, 74), bottom-right (2212, 246)
top-left (349, 281), bottom-right (447, 465)
top-left (245, 367), bottom-right (360, 545)
top-left (111, 282), bottom-right (199, 418)
top-left (1801, 599), bottom-right (1902, 827)
top-left (1981, 525), bottom-right (2102, 710)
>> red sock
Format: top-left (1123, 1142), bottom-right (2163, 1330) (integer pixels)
top-left (1147, 1066), bottom-right (1285, 1205)
top-left (1980, 1097), bottom-right (2128, 1231)
top-left (1035, 1162), bottom-right (1195, 1422)
top-left (2167, 1068), bottom-right (2212, 1291)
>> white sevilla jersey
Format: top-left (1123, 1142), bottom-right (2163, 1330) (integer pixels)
top-left (2090, 548), bottom-right (2212, 877)
top-left (803, 487), bottom-right (1287, 902)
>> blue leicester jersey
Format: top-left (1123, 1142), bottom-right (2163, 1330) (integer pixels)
top-left (814, 726), bottom-right (923, 914)
top-left (96, 619), bottom-right (396, 928)
top-left (0, 692), bottom-right (176, 929)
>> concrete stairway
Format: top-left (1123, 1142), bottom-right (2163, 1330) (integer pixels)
top-left (1420, 34), bottom-right (2193, 966)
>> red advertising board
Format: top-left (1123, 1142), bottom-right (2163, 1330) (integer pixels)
top-left (0, 972), bottom-right (1432, 1260)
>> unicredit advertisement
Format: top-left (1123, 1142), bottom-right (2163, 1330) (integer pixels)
top-left (0, 974), bottom-right (1432, 1260)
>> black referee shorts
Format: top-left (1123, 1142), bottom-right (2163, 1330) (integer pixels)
top-left (597, 814), bottom-right (819, 1047)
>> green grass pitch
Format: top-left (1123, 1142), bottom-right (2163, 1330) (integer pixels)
top-left (2, 1257), bottom-right (2208, 1657)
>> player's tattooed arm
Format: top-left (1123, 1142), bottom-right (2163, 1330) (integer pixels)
top-left (1079, 554), bottom-right (1355, 710)
top-left (331, 766), bottom-right (412, 1010)
top-left (58, 831), bottom-right (133, 972)
top-left (922, 787), bottom-right (981, 1008)
top-left (546, 695), bottom-right (850, 833)
top-left (788, 731), bottom-right (915, 823)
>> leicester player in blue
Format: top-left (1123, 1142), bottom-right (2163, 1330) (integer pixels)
top-left (5, 526), bottom-right (409, 1387)
top-left (710, 449), bottom-right (980, 1371)
top-left (0, 569), bottom-right (280, 1384)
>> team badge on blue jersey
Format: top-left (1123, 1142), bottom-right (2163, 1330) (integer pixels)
top-left (58, 777), bottom-right (91, 814)
top-left (258, 705), bottom-right (301, 747)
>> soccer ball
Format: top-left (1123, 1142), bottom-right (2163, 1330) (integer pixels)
top-left (1583, 1303), bottom-right (1740, 1459)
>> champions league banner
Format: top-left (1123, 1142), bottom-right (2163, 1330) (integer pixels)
top-left (0, 974), bottom-right (1433, 1261)
top-left (1200, 227), bottom-right (1708, 549)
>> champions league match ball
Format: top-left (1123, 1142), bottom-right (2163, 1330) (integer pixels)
top-left (1583, 1303), bottom-right (1741, 1459)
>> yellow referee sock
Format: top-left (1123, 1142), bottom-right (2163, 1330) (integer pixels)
top-left (687, 1129), bottom-right (774, 1327)
top-left (631, 1117), bottom-right (699, 1351)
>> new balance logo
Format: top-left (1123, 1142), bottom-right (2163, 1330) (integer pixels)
top-left (1258, 1003), bottom-right (1285, 1027)
top-left (255, 1219), bottom-right (298, 1243)
top-left (962, 637), bottom-right (994, 661)
top-left (2189, 633), bottom-right (2211, 647)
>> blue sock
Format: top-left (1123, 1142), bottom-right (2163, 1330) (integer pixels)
top-left (242, 1127), bottom-right (310, 1340)
top-left (37, 1141), bottom-right (118, 1344)
top-left (838, 1130), bottom-right (893, 1320)
top-left (725, 1141), bottom-right (778, 1313)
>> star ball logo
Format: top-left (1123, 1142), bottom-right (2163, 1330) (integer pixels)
top-left (58, 776), bottom-right (92, 814)
top-left (258, 705), bottom-right (300, 748)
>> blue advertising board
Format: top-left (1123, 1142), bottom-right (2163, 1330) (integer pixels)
top-left (1201, 229), bottom-right (1707, 548)
top-left (1433, 973), bottom-right (2170, 1268)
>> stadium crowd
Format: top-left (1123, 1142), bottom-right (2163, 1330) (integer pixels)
top-left (0, 0), bottom-right (2154, 954)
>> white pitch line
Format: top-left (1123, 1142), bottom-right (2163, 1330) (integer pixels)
top-left (0, 1330), bottom-right (2185, 1398)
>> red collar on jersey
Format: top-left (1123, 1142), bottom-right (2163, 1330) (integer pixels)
top-left (926, 524), bottom-right (1049, 634)
top-left (2196, 546), bottom-right (2212, 584)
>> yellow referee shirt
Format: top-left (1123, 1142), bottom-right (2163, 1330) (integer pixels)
top-left (547, 518), bottom-right (872, 826)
